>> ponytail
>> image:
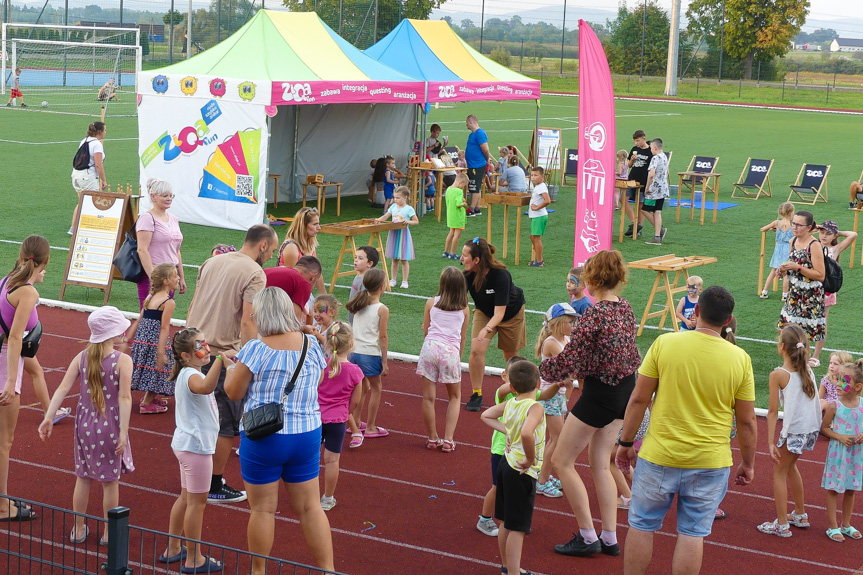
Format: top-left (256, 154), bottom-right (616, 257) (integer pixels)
top-left (346, 268), bottom-right (386, 314)
top-left (7, 235), bottom-right (49, 289)
top-left (779, 325), bottom-right (815, 399)
top-left (325, 322), bottom-right (354, 379)
top-left (84, 344), bottom-right (106, 416)
top-left (169, 328), bottom-right (200, 382)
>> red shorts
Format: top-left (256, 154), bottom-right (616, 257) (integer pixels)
top-left (10, 89), bottom-right (22, 98)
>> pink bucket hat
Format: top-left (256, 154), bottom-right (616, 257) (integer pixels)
top-left (88, 306), bottom-right (131, 344)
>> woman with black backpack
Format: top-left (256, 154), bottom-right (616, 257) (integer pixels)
top-left (69, 122), bottom-right (108, 235)
top-left (778, 210), bottom-right (827, 349)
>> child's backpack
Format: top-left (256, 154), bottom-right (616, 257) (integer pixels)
top-left (72, 138), bottom-right (91, 171)
top-left (822, 246), bottom-right (843, 294)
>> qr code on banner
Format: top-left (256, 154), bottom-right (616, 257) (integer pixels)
top-left (236, 175), bottom-right (255, 199)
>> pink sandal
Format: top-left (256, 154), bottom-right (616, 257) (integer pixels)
top-left (426, 438), bottom-right (443, 450)
top-left (140, 402), bottom-right (168, 414)
top-left (441, 440), bottom-right (456, 453)
top-left (349, 433), bottom-right (364, 449)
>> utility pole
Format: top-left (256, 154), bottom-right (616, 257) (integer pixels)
top-left (186, 0), bottom-right (192, 59)
top-left (664, 0), bottom-right (681, 95)
top-left (479, 0), bottom-right (486, 53)
top-left (559, 0), bottom-right (567, 74)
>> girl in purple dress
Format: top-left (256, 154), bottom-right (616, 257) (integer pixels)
top-left (39, 306), bottom-right (134, 546)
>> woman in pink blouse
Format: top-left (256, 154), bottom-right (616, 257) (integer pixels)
top-left (136, 178), bottom-right (186, 307)
top-left (539, 250), bottom-right (640, 558)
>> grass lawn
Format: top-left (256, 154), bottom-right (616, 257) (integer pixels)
top-left (0, 94), bottom-right (860, 408)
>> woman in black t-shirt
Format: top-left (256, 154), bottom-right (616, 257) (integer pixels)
top-left (460, 237), bottom-right (526, 412)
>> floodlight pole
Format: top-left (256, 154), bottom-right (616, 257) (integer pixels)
top-left (718, 0), bottom-right (725, 83)
top-left (664, 0), bottom-right (681, 96)
top-left (640, 0), bottom-right (646, 78)
top-left (559, 0), bottom-right (567, 74)
top-left (479, 0), bottom-right (485, 53)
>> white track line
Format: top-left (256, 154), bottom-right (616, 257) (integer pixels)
top-left (0, 137), bottom-right (139, 145)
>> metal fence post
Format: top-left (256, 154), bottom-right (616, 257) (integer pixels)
top-left (102, 507), bottom-right (131, 575)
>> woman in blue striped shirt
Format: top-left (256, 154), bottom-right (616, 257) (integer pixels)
top-left (225, 287), bottom-right (333, 574)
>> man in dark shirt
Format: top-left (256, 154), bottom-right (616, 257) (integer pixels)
top-left (625, 130), bottom-right (653, 238)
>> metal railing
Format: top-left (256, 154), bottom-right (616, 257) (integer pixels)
top-left (1, 496), bottom-right (346, 575)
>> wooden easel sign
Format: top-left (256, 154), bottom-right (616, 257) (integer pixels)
top-left (60, 190), bottom-right (136, 305)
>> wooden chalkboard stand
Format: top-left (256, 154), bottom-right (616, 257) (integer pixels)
top-left (59, 186), bottom-right (138, 305)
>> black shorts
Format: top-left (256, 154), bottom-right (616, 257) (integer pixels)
top-left (467, 167), bottom-right (484, 196)
top-left (641, 198), bottom-right (665, 212)
top-left (203, 356), bottom-right (244, 437)
top-left (321, 422), bottom-right (347, 454)
top-left (571, 373), bottom-right (636, 428)
top-left (494, 459), bottom-right (536, 533)
top-left (490, 453), bottom-right (503, 486)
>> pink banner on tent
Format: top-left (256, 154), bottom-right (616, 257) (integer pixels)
top-left (271, 81), bottom-right (425, 106)
top-left (218, 133), bottom-right (249, 176)
top-left (426, 81), bottom-right (541, 102)
top-left (574, 20), bottom-right (616, 267)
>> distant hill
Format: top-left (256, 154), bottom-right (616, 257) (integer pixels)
top-left (431, 5), bottom-right (617, 31)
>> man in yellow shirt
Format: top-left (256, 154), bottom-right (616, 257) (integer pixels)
top-left (616, 286), bottom-right (758, 575)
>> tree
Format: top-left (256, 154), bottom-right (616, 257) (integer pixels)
top-left (686, 0), bottom-right (809, 79)
top-left (163, 10), bottom-right (184, 26)
top-left (140, 30), bottom-right (150, 57)
top-left (605, 1), bottom-right (671, 76)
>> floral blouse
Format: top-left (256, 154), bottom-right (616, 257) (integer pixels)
top-left (540, 298), bottom-right (641, 386)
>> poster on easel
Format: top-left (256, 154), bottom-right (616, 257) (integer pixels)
top-left (60, 190), bottom-right (136, 305)
top-left (529, 127), bottom-right (563, 201)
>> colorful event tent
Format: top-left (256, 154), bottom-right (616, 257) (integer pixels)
top-left (365, 19), bottom-right (541, 103)
top-left (137, 10), bottom-right (425, 230)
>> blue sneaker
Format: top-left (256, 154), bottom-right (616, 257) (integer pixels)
top-left (442, 252), bottom-right (450, 258)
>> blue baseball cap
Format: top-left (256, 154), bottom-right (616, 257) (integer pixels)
top-left (545, 303), bottom-right (578, 322)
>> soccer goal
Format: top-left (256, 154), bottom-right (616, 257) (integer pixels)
top-left (2, 23), bottom-right (141, 118)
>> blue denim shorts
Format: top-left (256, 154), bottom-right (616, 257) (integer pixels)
top-left (349, 353), bottom-right (382, 377)
top-left (629, 459), bottom-right (730, 538)
top-left (239, 428), bottom-right (322, 485)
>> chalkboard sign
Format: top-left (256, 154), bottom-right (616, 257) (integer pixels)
top-left (443, 146), bottom-right (460, 163)
top-left (60, 189), bottom-right (136, 304)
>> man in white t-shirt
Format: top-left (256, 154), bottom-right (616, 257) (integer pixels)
top-left (528, 167), bottom-right (551, 267)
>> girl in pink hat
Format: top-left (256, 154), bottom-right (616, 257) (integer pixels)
top-left (39, 306), bottom-right (134, 546)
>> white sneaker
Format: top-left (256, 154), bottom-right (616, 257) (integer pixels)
top-left (321, 495), bottom-right (337, 511)
top-left (389, 279), bottom-right (396, 288)
top-left (476, 516), bottom-right (499, 537)
top-left (67, 227), bottom-right (73, 235)
top-left (400, 281), bottom-right (409, 289)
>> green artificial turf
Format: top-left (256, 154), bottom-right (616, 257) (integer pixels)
top-left (1, 95), bottom-right (859, 407)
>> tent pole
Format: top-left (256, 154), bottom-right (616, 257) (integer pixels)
top-left (291, 106), bottom-right (299, 203)
top-left (534, 100), bottom-right (540, 168)
top-left (265, 114), bottom-right (273, 212)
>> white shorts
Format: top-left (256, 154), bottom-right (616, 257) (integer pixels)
top-left (71, 170), bottom-right (100, 193)
top-left (416, 339), bottom-right (462, 384)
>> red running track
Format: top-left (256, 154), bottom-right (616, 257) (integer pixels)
top-left (4, 306), bottom-right (862, 574)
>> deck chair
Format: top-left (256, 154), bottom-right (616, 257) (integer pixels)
top-left (852, 169), bottom-right (863, 208)
top-left (787, 164), bottom-right (830, 205)
top-left (731, 158), bottom-right (774, 200)
top-left (443, 146), bottom-right (460, 163)
top-left (679, 155), bottom-right (719, 196)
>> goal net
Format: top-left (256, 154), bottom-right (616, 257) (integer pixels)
top-left (2, 24), bottom-right (141, 118)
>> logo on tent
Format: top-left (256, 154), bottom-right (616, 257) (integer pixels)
top-left (238, 81), bottom-right (257, 102)
top-left (210, 78), bottom-right (227, 98)
top-left (152, 75), bottom-right (168, 94)
top-left (280, 82), bottom-right (314, 103)
top-left (181, 76), bottom-right (198, 96)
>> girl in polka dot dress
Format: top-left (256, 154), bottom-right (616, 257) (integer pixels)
top-left (39, 306), bottom-right (134, 545)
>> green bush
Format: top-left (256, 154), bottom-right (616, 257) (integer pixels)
top-left (489, 45), bottom-right (512, 67)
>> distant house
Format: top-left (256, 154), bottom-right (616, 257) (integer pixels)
top-left (830, 38), bottom-right (863, 52)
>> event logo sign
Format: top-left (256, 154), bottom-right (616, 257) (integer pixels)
top-left (574, 21), bottom-right (616, 268)
top-left (199, 129), bottom-right (262, 204)
top-left (140, 100), bottom-right (223, 167)
top-left (426, 81), bottom-right (540, 103)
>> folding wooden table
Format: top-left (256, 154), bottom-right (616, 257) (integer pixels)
top-left (484, 193), bottom-right (532, 265)
top-left (676, 171), bottom-right (722, 225)
top-left (407, 165), bottom-right (466, 221)
top-left (319, 219), bottom-right (404, 292)
top-left (302, 181), bottom-right (342, 216)
top-left (628, 254), bottom-right (718, 336)
top-left (616, 181), bottom-right (643, 242)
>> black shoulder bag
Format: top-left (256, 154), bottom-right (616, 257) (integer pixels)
top-left (242, 336), bottom-right (309, 441)
top-left (0, 277), bottom-right (43, 358)
top-left (821, 246), bottom-right (843, 294)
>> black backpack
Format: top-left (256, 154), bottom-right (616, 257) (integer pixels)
top-left (72, 138), bottom-right (91, 171)
top-left (822, 246), bottom-right (843, 294)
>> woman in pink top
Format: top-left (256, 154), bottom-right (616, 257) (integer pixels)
top-left (278, 207), bottom-right (325, 294)
top-left (417, 267), bottom-right (470, 453)
top-left (1, 235), bottom-right (62, 521)
top-left (136, 178), bottom-right (186, 307)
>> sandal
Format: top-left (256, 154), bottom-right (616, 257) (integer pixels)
top-left (364, 427), bottom-right (389, 438)
top-left (69, 525), bottom-right (89, 544)
top-left (842, 525), bottom-right (862, 540)
top-left (715, 508), bottom-right (727, 520)
top-left (140, 402), bottom-right (168, 414)
top-left (441, 440), bottom-right (456, 453)
top-left (181, 555), bottom-right (222, 574)
top-left (0, 505), bottom-right (37, 522)
top-left (349, 433), bottom-right (364, 449)
top-left (759, 290), bottom-right (768, 299)
top-left (426, 438), bottom-right (443, 450)
top-left (827, 527), bottom-right (845, 542)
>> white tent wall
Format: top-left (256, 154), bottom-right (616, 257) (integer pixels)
top-left (269, 103), bottom-right (418, 203)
